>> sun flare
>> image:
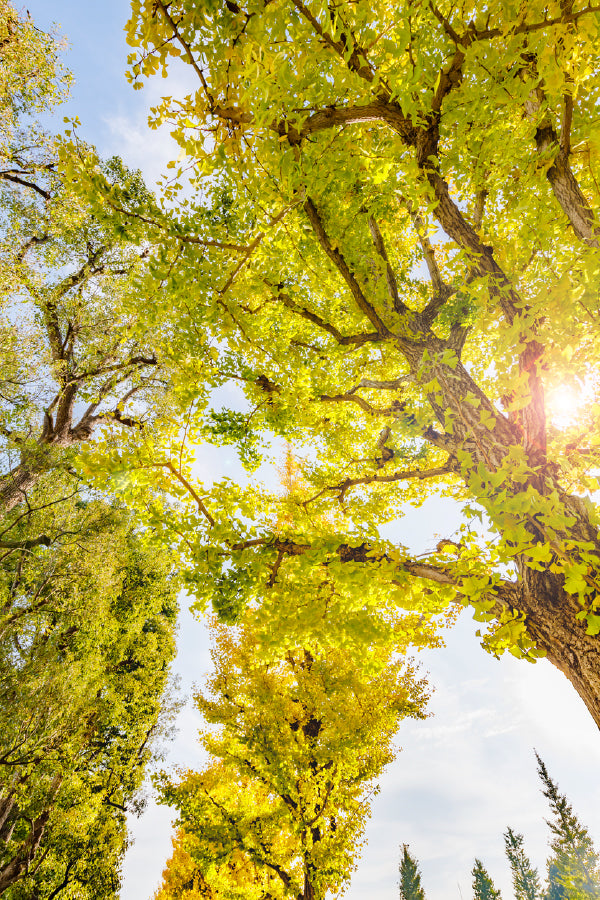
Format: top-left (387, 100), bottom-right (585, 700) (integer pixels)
top-left (546, 382), bottom-right (592, 430)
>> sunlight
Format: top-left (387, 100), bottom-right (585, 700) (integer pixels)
top-left (546, 377), bottom-right (596, 429)
top-left (546, 385), bottom-right (583, 429)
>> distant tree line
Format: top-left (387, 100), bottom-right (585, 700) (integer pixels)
top-left (400, 755), bottom-right (600, 900)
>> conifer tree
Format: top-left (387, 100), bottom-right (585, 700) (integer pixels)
top-left (399, 844), bottom-right (426, 900)
top-left (546, 863), bottom-right (566, 900)
top-left (536, 754), bottom-right (600, 899)
top-left (504, 828), bottom-right (541, 900)
top-left (473, 859), bottom-right (502, 900)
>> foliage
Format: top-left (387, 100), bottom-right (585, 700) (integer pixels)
top-left (0, 0), bottom-right (70, 164)
top-left (0, 479), bottom-right (178, 897)
top-left (125, 0), bottom-right (600, 724)
top-left (156, 617), bottom-right (428, 899)
top-left (504, 827), bottom-right (542, 900)
top-left (473, 860), bottom-right (503, 900)
top-left (0, 126), bottom-right (177, 512)
top-left (399, 844), bottom-right (426, 900)
top-left (537, 753), bottom-right (600, 899)
top-left (0, 0), bottom-right (211, 519)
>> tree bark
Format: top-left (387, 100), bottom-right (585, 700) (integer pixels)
top-left (0, 811), bottom-right (48, 895)
top-left (518, 566), bottom-right (600, 729)
top-left (0, 464), bottom-right (42, 514)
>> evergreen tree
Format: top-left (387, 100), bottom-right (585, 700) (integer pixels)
top-left (504, 828), bottom-right (541, 900)
top-left (536, 754), bottom-right (600, 899)
top-left (473, 859), bottom-right (502, 900)
top-left (546, 863), bottom-right (566, 900)
top-left (399, 844), bottom-right (426, 900)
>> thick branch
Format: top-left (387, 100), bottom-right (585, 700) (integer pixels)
top-left (319, 392), bottom-right (404, 417)
top-left (0, 535), bottom-right (52, 550)
top-left (535, 122), bottom-right (599, 247)
top-left (73, 354), bottom-right (158, 383)
top-left (329, 461), bottom-right (455, 502)
top-left (290, 0), bottom-right (375, 85)
top-left (0, 171), bottom-right (50, 199)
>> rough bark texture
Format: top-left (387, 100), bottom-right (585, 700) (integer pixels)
top-left (519, 568), bottom-right (600, 729)
top-left (0, 464), bottom-right (43, 513)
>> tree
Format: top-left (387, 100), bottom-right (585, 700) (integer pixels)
top-left (0, 482), bottom-right (179, 897)
top-left (0, 0), bottom-right (69, 172)
top-left (473, 860), bottom-right (503, 900)
top-left (0, 136), bottom-right (170, 512)
top-left (125, 0), bottom-right (600, 725)
top-left (537, 753), bottom-right (600, 899)
top-left (504, 828), bottom-right (542, 900)
top-left (399, 844), bottom-right (426, 900)
top-left (398, 758), bottom-right (600, 900)
top-left (0, 2), bottom-right (191, 515)
top-left (156, 618), bottom-right (428, 900)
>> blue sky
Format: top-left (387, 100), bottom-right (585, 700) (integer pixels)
top-left (24, 2), bottom-right (600, 898)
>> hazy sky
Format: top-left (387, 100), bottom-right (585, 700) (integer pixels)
top-left (24, 2), bottom-right (600, 898)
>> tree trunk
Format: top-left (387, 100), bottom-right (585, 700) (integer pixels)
top-left (518, 566), bottom-right (600, 729)
top-left (0, 464), bottom-right (41, 514)
top-left (302, 873), bottom-right (317, 900)
top-left (0, 811), bottom-right (48, 895)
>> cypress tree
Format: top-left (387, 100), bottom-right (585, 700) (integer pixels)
top-left (536, 753), bottom-right (600, 899)
top-left (546, 862), bottom-right (567, 900)
top-left (504, 827), bottom-right (541, 900)
top-left (473, 859), bottom-right (502, 900)
top-left (399, 844), bottom-right (426, 900)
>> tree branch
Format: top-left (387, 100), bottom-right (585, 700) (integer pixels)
top-left (151, 461), bottom-right (215, 527)
top-left (319, 391), bottom-right (405, 417)
top-left (367, 216), bottom-right (407, 315)
top-left (0, 171), bottom-right (50, 199)
top-left (304, 198), bottom-right (390, 336)
top-left (325, 460), bottom-right (456, 502)
top-left (277, 290), bottom-right (382, 346)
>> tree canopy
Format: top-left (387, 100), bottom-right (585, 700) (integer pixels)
top-left (155, 617), bottom-right (428, 900)
top-left (3, 0), bottom-right (600, 896)
top-left (122, 0), bottom-right (600, 725)
top-left (0, 6), bottom-right (181, 895)
top-left (0, 484), bottom-right (178, 897)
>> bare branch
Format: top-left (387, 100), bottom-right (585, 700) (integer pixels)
top-left (319, 392), bottom-right (405, 417)
top-left (472, 189), bottom-right (488, 229)
top-left (73, 354), bottom-right (158, 383)
top-left (328, 460), bottom-right (455, 502)
top-left (0, 535), bottom-right (52, 550)
top-left (219, 206), bottom-right (293, 296)
top-left (290, 0), bottom-right (375, 84)
top-left (0, 171), bottom-right (50, 199)
top-left (402, 202), bottom-right (456, 326)
top-left (154, 0), bottom-right (215, 109)
top-left (15, 234), bottom-right (49, 263)
top-left (348, 376), bottom-right (411, 392)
